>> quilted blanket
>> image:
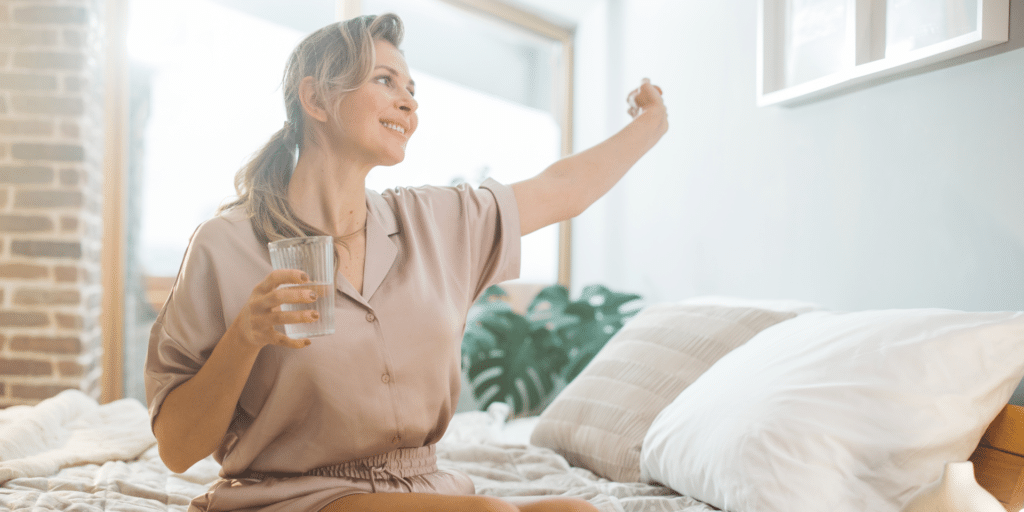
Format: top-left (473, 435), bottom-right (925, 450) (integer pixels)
top-left (439, 441), bottom-right (712, 512)
top-left (0, 392), bottom-right (713, 512)
top-left (0, 390), bottom-right (156, 484)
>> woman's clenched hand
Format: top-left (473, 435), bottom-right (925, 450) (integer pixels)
top-left (626, 77), bottom-right (666, 121)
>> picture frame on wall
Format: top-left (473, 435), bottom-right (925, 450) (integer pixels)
top-left (757, 0), bottom-right (1009, 106)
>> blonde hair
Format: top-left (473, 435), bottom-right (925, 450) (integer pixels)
top-left (218, 14), bottom-right (404, 256)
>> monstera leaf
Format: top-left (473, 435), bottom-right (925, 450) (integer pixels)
top-left (559, 284), bottom-right (644, 382)
top-left (462, 309), bottom-right (566, 415)
top-left (462, 283), bottom-right (643, 417)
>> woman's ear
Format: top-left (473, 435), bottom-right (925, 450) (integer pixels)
top-left (298, 76), bottom-right (329, 123)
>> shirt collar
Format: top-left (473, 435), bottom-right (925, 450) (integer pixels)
top-left (343, 187), bottom-right (399, 304)
top-left (365, 187), bottom-right (399, 236)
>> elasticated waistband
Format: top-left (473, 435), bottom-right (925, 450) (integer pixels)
top-left (242, 445), bottom-right (437, 481)
top-left (306, 445), bottom-right (437, 479)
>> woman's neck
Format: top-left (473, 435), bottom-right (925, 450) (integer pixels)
top-left (287, 146), bottom-right (370, 239)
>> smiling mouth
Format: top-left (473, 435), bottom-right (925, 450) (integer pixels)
top-left (380, 120), bottom-right (407, 135)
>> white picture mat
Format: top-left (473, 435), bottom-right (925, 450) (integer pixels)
top-left (885, 0), bottom-right (979, 57)
top-left (785, 0), bottom-right (852, 86)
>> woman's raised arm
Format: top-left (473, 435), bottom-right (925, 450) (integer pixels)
top-left (511, 78), bottom-right (667, 237)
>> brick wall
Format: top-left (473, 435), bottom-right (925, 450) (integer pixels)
top-left (0, 0), bottom-right (106, 407)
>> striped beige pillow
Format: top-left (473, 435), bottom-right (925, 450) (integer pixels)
top-left (529, 303), bottom-right (797, 482)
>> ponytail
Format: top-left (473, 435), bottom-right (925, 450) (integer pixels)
top-left (217, 14), bottom-right (405, 265)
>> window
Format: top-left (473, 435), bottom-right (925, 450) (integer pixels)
top-left (121, 0), bottom-right (309, 401)
top-left (128, 0), bottom-right (306, 281)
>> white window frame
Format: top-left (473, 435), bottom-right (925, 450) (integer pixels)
top-left (757, 0), bottom-right (1009, 107)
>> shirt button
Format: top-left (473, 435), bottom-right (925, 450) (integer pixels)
top-left (366, 312), bottom-right (375, 322)
top-left (381, 373), bottom-right (390, 383)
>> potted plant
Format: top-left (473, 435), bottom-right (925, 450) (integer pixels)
top-left (461, 283), bottom-right (643, 417)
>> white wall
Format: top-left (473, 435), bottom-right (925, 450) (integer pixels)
top-left (571, 0), bottom-right (1024, 314)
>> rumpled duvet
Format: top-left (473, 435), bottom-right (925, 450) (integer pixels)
top-left (0, 391), bottom-right (713, 512)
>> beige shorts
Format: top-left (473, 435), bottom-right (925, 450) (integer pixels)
top-left (189, 445), bottom-right (474, 512)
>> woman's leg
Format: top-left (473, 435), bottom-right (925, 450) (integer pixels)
top-left (321, 494), bottom-right (600, 512)
top-left (516, 497), bottom-right (602, 512)
top-left (321, 493), bottom-right (517, 512)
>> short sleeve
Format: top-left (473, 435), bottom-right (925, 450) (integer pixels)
top-left (473, 178), bottom-right (522, 299)
top-left (144, 220), bottom-right (229, 431)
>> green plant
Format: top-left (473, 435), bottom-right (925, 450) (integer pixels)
top-left (461, 283), bottom-right (643, 417)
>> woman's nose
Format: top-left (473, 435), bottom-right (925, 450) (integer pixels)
top-left (398, 91), bottom-right (417, 112)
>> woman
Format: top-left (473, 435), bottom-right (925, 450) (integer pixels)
top-left (145, 13), bottom-right (667, 512)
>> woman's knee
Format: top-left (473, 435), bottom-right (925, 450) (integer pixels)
top-left (563, 498), bottom-right (601, 512)
top-left (517, 497), bottom-right (600, 512)
top-left (321, 493), bottom-right (519, 512)
top-left (476, 495), bottom-right (521, 512)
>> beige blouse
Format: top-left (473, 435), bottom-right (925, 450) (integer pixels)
top-left (145, 178), bottom-right (521, 478)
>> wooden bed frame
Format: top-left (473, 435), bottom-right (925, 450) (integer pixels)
top-left (972, 404), bottom-right (1024, 511)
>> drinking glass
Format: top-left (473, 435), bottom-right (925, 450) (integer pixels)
top-left (267, 235), bottom-right (335, 338)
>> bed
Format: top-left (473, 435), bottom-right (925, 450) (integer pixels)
top-left (3, 296), bottom-right (1023, 512)
top-left (0, 393), bottom-right (704, 512)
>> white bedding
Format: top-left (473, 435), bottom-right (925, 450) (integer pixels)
top-left (0, 392), bottom-right (710, 512)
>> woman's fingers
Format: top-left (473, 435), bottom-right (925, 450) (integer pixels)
top-left (261, 285), bottom-right (319, 311)
top-left (254, 268), bottom-right (309, 295)
top-left (270, 309), bottom-right (319, 326)
top-left (635, 78), bottom-right (663, 106)
top-left (641, 77), bottom-right (663, 95)
top-left (232, 269), bottom-right (322, 351)
top-left (626, 78), bottom-right (664, 118)
top-left (254, 312), bottom-right (314, 348)
top-left (272, 332), bottom-right (311, 349)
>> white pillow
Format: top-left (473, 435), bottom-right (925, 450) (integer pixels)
top-left (640, 309), bottom-right (1024, 512)
top-left (530, 304), bottom-right (796, 482)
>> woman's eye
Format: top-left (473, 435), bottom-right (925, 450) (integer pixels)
top-left (376, 75), bottom-right (392, 86)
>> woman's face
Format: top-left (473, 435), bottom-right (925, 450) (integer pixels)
top-left (334, 39), bottom-right (418, 168)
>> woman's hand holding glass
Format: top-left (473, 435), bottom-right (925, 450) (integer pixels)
top-left (230, 269), bottom-right (320, 350)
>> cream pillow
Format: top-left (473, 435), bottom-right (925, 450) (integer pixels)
top-left (640, 309), bottom-right (1024, 512)
top-left (529, 303), bottom-right (797, 482)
